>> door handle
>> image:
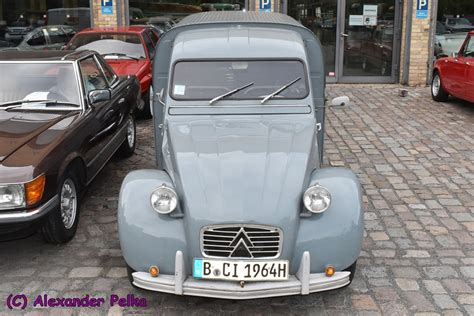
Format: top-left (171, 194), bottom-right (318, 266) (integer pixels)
top-left (341, 33), bottom-right (349, 37)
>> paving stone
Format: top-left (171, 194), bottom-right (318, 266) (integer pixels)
top-left (395, 278), bottom-right (420, 291)
top-left (432, 295), bottom-right (459, 310)
top-left (68, 267), bottom-right (103, 278)
top-left (351, 295), bottom-right (379, 311)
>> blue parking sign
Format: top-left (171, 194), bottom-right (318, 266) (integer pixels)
top-left (416, 0), bottom-right (428, 19)
top-left (102, 0), bottom-right (113, 15)
top-left (260, 0), bottom-right (271, 12)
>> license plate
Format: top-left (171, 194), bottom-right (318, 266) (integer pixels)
top-left (193, 258), bottom-right (289, 281)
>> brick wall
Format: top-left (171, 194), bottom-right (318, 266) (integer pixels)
top-left (400, 0), bottom-right (434, 86)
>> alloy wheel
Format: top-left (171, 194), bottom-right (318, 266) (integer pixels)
top-left (60, 178), bottom-right (77, 230)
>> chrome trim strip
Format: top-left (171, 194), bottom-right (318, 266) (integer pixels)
top-left (0, 195), bottom-right (59, 223)
top-left (200, 224), bottom-right (283, 259)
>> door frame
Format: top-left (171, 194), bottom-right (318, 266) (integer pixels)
top-left (337, 0), bottom-right (402, 83)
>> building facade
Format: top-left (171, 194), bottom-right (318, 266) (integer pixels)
top-left (1, 0), bottom-right (471, 86)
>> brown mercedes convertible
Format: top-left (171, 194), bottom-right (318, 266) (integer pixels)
top-left (0, 50), bottom-right (140, 243)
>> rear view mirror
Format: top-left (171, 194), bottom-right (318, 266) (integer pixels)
top-left (88, 89), bottom-right (111, 105)
top-left (331, 96), bottom-right (350, 107)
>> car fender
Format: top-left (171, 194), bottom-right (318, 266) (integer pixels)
top-left (118, 169), bottom-right (187, 273)
top-left (292, 167), bottom-right (364, 273)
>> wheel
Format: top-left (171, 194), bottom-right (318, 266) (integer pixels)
top-left (343, 260), bottom-right (357, 286)
top-left (126, 264), bottom-right (139, 289)
top-left (137, 89), bottom-right (152, 119)
top-left (117, 115), bottom-right (136, 158)
top-left (41, 171), bottom-right (80, 244)
top-left (431, 72), bottom-right (449, 102)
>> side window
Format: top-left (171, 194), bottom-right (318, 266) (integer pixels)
top-left (47, 27), bottom-right (69, 44)
top-left (96, 56), bottom-right (117, 85)
top-left (463, 36), bottom-right (474, 58)
top-left (147, 30), bottom-right (159, 47)
top-left (142, 33), bottom-right (155, 58)
top-left (26, 30), bottom-right (46, 46)
top-left (79, 57), bottom-right (108, 94)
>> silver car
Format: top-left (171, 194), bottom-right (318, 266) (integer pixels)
top-left (118, 11), bottom-right (364, 300)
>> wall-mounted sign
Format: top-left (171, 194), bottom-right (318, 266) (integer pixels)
top-left (101, 0), bottom-right (113, 15)
top-left (349, 15), bottom-right (364, 26)
top-left (363, 5), bottom-right (378, 17)
top-left (416, 0), bottom-right (428, 18)
top-left (259, 0), bottom-right (271, 12)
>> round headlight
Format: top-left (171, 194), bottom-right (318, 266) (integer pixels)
top-left (303, 184), bottom-right (331, 213)
top-left (150, 185), bottom-right (178, 214)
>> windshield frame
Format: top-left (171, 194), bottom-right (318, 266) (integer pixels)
top-left (68, 32), bottom-right (149, 60)
top-left (168, 58), bottom-right (310, 103)
top-left (0, 60), bottom-right (84, 111)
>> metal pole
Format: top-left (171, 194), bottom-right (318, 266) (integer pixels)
top-left (402, 0), bottom-right (414, 85)
top-left (426, 0), bottom-right (438, 85)
top-left (116, 0), bottom-right (123, 26)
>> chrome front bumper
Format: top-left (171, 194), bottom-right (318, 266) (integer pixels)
top-left (0, 195), bottom-right (58, 224)
top-left (132, 251), bottom-right (351, 300)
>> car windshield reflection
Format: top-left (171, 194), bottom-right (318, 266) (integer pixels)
top-left (0, 63), bottom-right (81, 107)
top-left (67, 34), bottom-right (146, 59)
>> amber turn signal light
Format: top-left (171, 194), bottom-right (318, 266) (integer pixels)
top-left (325, 265), bottom-right (336, 277)
top-left (149, 265), bottom-right (159, 278)
top-left (25, 175), bottom-right (46, 206)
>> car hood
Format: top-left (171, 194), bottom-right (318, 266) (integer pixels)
top-left (163, 115), bottom-right (319, 259)
top-left (105, 58), bottom-right (147, 76)
top-left (0, 110), bottom-right (76, 163)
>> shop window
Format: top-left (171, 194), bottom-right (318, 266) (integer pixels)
top-left (0, 0), bottom-right (91, 48)
top-left (128, 0), bottom-right (246, 28)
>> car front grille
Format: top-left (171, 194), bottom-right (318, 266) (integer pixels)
top-left (201, 225), bottom-right (282, 259)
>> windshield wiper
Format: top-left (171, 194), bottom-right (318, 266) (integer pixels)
top-left (209, 82), bottom-right (254, 105)
top-left (260, 77), bottom-right (301, 104)
top-left (102, 53), bottom-right (140, 61)
top-left (0, 99), bottom-right (79, 108)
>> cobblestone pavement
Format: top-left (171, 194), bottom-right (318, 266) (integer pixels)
top-left (0, 85), bottom-right (473, 315)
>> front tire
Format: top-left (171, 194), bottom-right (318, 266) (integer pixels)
top-left (137, 89), bottom-right (152, 119)
top-left (343, 260), bottom-right (357, 287)
top-left (41, 171), bottom-right (80, 244)
top-left (117, 115), bottom-right (136, 158)
top-left (126, 264), bottom-right (139, 289)
top-left (431, 72), bottom-right (449, 102)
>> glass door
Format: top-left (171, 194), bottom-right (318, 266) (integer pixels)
top-left (287, 0), bottom-right (339, 82)
top-left (338, 0), bottom-right (400, 82)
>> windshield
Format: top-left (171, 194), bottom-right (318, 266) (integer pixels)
top-left (0, 63), bottom-right (81, 107)
top-left (171, 60), bottom-right (308, 101)
top-left (67, 33), bottom-right (146, 59)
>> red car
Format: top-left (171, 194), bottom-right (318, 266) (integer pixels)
top-left (66, 26), bottom-right (159, 117)
top-left (432, 31), bottom-right (474, 103)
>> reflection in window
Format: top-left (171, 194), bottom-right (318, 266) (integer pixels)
top-left (0, 0), bottom-right (90, 48)
top-left (287, 0), bottom-right (338, 76)
top-left (128, 0), bottom-right (246, 30)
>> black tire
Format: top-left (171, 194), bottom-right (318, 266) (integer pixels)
top-left (137, 89), bottom-right (152, 119)
top-left (41, 171), bottom-right (81, 244)
top-left (127, 264), bottom-right (139, 289)
top-left (343, 260), bottom-right (357, 285)
top-left (117, 115), bottom-right (136, 158)
top-left (431, 71), bottom-right (449, 102)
